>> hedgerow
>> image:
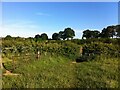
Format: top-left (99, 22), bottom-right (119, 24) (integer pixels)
top-left (2, 40), bottom-right (81, 60)
top-left (2, 38), bottom-right (120, 62)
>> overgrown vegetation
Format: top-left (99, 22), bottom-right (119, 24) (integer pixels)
top-left (1, 24), bottom-right (120, 88)
top-left (2, 53), bottom-right (119, 88)
top-left (1, 37), bottom-right (120, 88)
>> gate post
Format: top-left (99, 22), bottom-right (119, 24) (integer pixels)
top-left (12, 56), bottom-right (15, 71)
top-left (37, 50), bottom-right (40, 60)
top-left (80, 46), bottom-right (83, 56)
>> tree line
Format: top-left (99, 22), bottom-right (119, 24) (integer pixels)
top-left (82, 25), bottom-right (120, 39)
top-left (4, 24), bottom-right (120, 40)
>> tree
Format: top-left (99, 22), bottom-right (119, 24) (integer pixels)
top-left (59, 31), bottom-right (65, 40)
top-left (100, 26), bottom-right (116, 38)
top-left (52, 33), bottom-right (60, 40)
top-left (34, 34), bottom-right (41, 41)
top-left (100, 28), bottom-right (108, 38)
top-left (91, 30), bottom-right (100, 38)
top-left (82, 30), bottom-right (92, 39)
top-left (106, 26), bottom-right (115, 38)
top-left (5, 35), bottom-right (12, 40)
top-left (82, 30), bottom-right (100, 39)
top-left (64, 28), bottom-right (75, 40)
top-left (41, 33), bottom-right (48, 40)
top-left (35, 34), bottom-right (41, 39)
top-left (116, 25), bottom-right (120, 38)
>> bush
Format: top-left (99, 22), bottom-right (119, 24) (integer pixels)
top-left (2, 39), bottom-right (81, 60)
top-left (82, 42), bottom-right (120, 58)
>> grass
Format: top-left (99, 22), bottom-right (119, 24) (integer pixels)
top-left (76, 57), bottom-right (119, 88)
top-left (2, 54), bottom-right (119, 88)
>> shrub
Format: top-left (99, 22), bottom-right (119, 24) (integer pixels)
top-left (82, 42), bottom-right (120, 58)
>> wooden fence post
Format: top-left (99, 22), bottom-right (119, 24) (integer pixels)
top-left (0, 61), bottom-right (3, 69)
top-left (12, 56), bottom-right (15, 71)
top-left (37, 51), bottom-right (40, 60)
top-left (80, 46), bottom-right (83, 56)
top-left (0, 49), bottom-right (2, 69)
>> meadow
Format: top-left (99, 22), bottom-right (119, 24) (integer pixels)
top-left (1, 38), bottom-right (120, 88)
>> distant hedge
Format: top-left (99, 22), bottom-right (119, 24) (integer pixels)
top-left (82, 42), bottom-right (120, 57)
top-left (2, 38), bottom-right (120, 61)
top-left (2, 40), bottom-right (81, 60)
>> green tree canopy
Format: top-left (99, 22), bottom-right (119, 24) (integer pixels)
top-left (92, 30), bottom-right (100, 38)
top-left (82, 30), bottom-right (92, 39)
top-left (41, 33), bottom-right (48, 40)
top-left (58, 31), bottom-right (64, 40)
top-left (82, 30), bottom-right (100, 39)
top-left (52, 33), bottom-right (60, 40)
top-left (5, 35), bottom-right (12, 40)
top-left (58, 28), bottom-right (75, 40)
top-left (34, 34), bottom-right (41, 41)
top-left (100, 26), bottom-right (116, 38)
top-left (64, 28), bottom-right (75, 40)
top-left (116, 25), bottom-right (120, 38)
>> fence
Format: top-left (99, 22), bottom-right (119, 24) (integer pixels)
top-left (2, 51), bottom-right (41, 72)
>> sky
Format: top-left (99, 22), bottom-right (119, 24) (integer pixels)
top-left (1, 2), bottom-right (118, 39)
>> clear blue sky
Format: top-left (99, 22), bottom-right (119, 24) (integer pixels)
top-left (2, 2), bottom-right (118, 38)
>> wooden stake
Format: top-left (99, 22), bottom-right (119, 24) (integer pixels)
top-left (12, 56), bottom-right (15, 71)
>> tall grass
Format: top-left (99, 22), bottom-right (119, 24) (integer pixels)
top-left (76, 56), bottom-right (119, 88)
top-left (2, 54), bottom-right (76, 88)
top-left (2, 54), bottom-right (119, 88)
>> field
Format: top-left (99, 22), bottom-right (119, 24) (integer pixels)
top-left (2, 54), bottom-right (119, 88)
top-left (1, 2), bottom-right (120, 88)
top-left (1, 38), bottom-right (120, 88)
